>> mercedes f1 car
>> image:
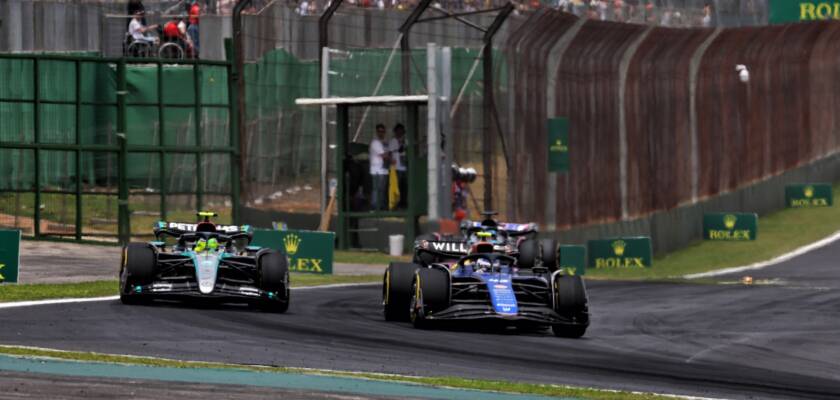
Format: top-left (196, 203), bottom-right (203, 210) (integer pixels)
top-left (384, 242), bottom-right (589, 338)
top-left (414, 212), bottom-right (559, 270)
top-left (119, 212), bottom-right (290, 312)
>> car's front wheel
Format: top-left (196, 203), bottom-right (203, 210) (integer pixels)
top-left (383, 262), bottom-right (421, 321)
top-left (258, 250), bottom-right (290, 313)
top-left (410, 267), bottom-right (450, 329)
top-left (551, 274), bottom-right (589, 338)
top-left (120, 243), bottom-right (157, 305)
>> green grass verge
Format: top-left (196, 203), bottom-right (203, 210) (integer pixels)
top-left (0, 274), bottom-right (379, 303)
top-left (586, 184), bottom-right (840, 280)
top-left (334, 250), bottom-right (409, 265)
top-left (0, 345), bottom-right (672, 400)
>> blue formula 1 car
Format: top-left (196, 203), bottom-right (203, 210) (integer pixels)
top-left (414, 212), bottom-right (559, 271)
top-left (119, 212), bottom-right (290, 312)
top-left (383, 241), bottom-right (589, 338)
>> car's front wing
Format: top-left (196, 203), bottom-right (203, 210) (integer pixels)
top-left (425, 304), bottom-right (587, 326)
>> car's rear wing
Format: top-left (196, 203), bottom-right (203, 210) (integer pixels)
top-left (460, 221), bottom-right (538, 236)
top-left (154, 221), bottom-right (252, 235)
top-left (416, 240), bottom-right (471, 257)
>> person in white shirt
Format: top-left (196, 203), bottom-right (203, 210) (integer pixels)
top-left (128, 10), bottom-right (159, 45)
top-left (369, 123), bottom-right (390, 211)
top-left (388, 123), bottom-right (407, 209)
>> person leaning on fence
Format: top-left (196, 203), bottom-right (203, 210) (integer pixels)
top-left (388, 123), bottom-right (408, 209)
top-left (187, 0), bottom-right (201, 57)
top-left (369, 123), bottom-right (391, 211)
top-left (128, 10), bottom-right (159, 46)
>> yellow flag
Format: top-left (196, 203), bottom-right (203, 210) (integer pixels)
top-left (388, 166), bottom-right (400, 210)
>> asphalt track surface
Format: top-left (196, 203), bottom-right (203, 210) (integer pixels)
top-left (2, 242), bottom-right (840, 399)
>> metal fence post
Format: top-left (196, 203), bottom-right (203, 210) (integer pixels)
top-left (33, 56), bottom-right (41, 238)
top-left (117, 59), bottom-right (130, 245)
top-left (157, 61), bottom-right (167, 220)
top-left (75, 59), bottom-right (83, 241)
top-left (194, 63), bottom-right (204, 212)
top-left (229, 63), bottom-right (241, 224)
top-left (232, 0), bottom-right (251, 212)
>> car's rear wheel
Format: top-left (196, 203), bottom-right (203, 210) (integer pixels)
top-left (518, 239), bottom-right (538, 268)
top-left (383, 262), bottom-right (421, 321)
top-left (540, 239), bottom-right (558, 270)
top-left (552, 274), bottom-right (589, 338)
top-left (410, 267), bottom-right (450, 329)
top-left (258, 250), bottom-right (290, 313)
top-left (120, 243), bottom-right (157, 305)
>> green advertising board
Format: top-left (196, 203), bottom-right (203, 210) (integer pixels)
top-left (547, 117), bottom-right (570, 172)
top-left (785, 183), bottom-right (833, 207)
top-left (251, 230), bottom-right (335, 274)
top-left (703, 213), bottom-right (758, 241)
top-left (587, 237), bottom-right (652, 269)
top-left (769, 0), bottom-right (840, 23)
top-left (558, 245), bottom-right (586, 275)
top-left (0, 230), bottom-right (21, 284)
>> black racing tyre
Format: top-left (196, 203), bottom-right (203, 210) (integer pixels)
top-left (258, 250), bottom-right (290, 313)
top-left (410, 267), bottom-right (450, 329)
top-left (540, 238), bottom-right (559, 270)
top-left (383, 262), bottom-right (420, 321)
top-left (415, 251), bottom-right (437, 266)
top-left (518, 239), bottom-right (538, 269)
top-left (120, 243), bottom-right (157, 305)
top-left (552, 274), bottom-right (589, 338)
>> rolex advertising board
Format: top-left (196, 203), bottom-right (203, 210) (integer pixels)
top-left (769, 0), bottom-right (840, 24)
top-left (785, 184), bottom-right (832, 208)
top-left (587, 237), bottom-right (652, 269)
top-left (547, 117), bottom-right (570, 172)
top-left (558, 245), bottom-right (586, 275)
top-left (251, 230), bottom-right (335, 274)
top-left (0, 230), bottom-right (21, 284)
top-left (703, 213), bottom-right (758, 241)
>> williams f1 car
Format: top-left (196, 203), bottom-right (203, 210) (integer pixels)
top-left (119, 212), bottom-right (290, 312)
top-left (414, 212), bottom-right (559, 270)
top-left (384, 242), bottom-right (589, 338)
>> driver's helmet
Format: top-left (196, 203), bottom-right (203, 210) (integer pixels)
top-left (475, 258), bottom-right (492, 271)
top-left (473, 230), bottom-right (499, 244)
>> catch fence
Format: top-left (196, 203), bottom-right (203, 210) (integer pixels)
top-left (0, 53), bottom-right (238, 242)
top-left (505, 8), bottom-right (840, 231)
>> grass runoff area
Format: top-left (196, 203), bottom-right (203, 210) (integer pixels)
top-left (0, 345), bottom-right (674, 400)
top-left (0, 274), bottom-right (380, 303)
top-left (587, 183), bottom-right (840, 280)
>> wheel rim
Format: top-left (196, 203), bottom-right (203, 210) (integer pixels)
top-left (409, 281), bottom-right (419, 322)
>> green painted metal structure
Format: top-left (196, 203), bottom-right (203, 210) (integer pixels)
top-left (0, 53), bottom-right (239, 244)
top-left (333, 101), bottom-right (424, 250)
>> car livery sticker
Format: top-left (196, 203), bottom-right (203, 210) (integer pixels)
top-left (484, 274), bottom-right (518, 315)
top-left (427, 241), bottom-right (470, 254)
top-left (166, 222), bottom-right (241, 233)
top-left (193, 252), bottom-right (222, 294)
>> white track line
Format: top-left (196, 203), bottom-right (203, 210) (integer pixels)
top-left (0, 296), bottom-right (120, 309)
top-left (0, 282), bottom-right (379, 309)
top-left (684, 228), bottom-right (840, 279)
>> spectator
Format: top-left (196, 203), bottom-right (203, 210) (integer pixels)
top-left (369, 124), bottom-right (390, 211)
top-left (388, 123), bottom-right (407, 209)
top-left (128, 10), bottom-right (159, 47)
top-left (702, 2), bottom-right (714, 27)
top-left (298, 0), bottom-right (311, 15)
top-left (127, 0), bottom-right (146, 27)
top-left (188, 0), bottom-right (201, 57)
top-left (163, 15), bottom-right (194, 56)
